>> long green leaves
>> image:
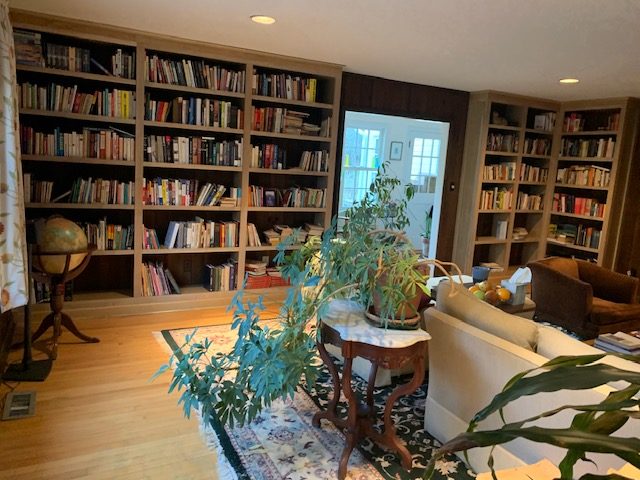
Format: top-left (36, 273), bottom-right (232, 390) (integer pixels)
top-left (425, 355), bottom-right (640, 479)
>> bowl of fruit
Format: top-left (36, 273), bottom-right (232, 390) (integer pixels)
top-left (468, 280), bottom-right (511, 306)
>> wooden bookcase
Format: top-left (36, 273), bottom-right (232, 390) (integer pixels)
top-left (12, 10), bottom-right (342, 317)
top-left (545, 98), bottom-right (640, 267)
top-left (453, 91), bottom-right (559, 275)
top-left (454, 92), bottom-right (640, 277)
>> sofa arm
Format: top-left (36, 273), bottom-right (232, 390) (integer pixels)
top-left (528, 262), bottom-right (593, 323)
top-left (577, 260), bottom-right (639, 304)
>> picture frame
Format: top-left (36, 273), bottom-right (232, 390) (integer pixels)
top-left (389, 141), bottom-right (403, 161)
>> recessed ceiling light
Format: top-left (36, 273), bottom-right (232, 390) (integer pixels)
top-left (559, 78), bottom-right (580, 84)
top-left (251, 15), bottom-right (276, 25)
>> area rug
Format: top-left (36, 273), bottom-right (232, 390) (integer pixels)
top-left (159, 324), bottom-right (475, 480)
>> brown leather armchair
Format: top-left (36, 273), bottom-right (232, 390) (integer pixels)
top-left (527, 257), bottom-right (640, 339)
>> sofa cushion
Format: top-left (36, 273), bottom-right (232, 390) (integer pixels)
top-left (590, 297), bottom-right (640, 326)
top-left (436, 281), bottom-right (538, 351)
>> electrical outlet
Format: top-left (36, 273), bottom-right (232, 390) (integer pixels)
top-left (183, 259), bottom-right (192, 273)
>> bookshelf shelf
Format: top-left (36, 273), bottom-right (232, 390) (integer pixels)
top-left (475, 237), bottom-right (507, 245)
top-left (21, 154), bottom-right (136, 167)
top-left (546, 239), bottom-right (599, 253)
top-left (483, 151), bottom-right (518, 157)
top-left (25, 203), bottom-right (135, 210)
top-left (557, 156), bottom-right (613, 163)
top-left (524, 128), bottom-right (554, 135)
top-left (252, 94), bottom-right (333, 110)
top-left (554, 183), bottom-right (609, 191)
top-left (142, 247), bottom-right (240, 255)
top-left (487, 124), bottom-right (520, 131)
top-left (518, 181), bottom-right (546, 186)
top-left (522, 154), bottom-right (551, 160)
top-left (560, 130), bottom-right (618, 136)
top-left (14, 12), bottom-right (341, 314)
top-left (481, 179), bottom-right (514, 185)
top-left (245, 245), bottom-right (302, 252)
top-left (142, 161), bottom-right (241, 172)
top-left (247, 168), bottom-right (329, 177)
top-left (478, 209), bottom-right (512, 213)
top-left (19, 109), bottom-right (136, 124)
top-left (142, 205), bottom-right (241, 211)
top-left (144, 81), bottom-right (245, 99)
top-left (511, 237), bottom-right (541, 244)
top-left (250, 131), bottom-right (333, 143)
top-left (17, 64), bottom-right (137, 85)
top-left (550, 211), bottom-right (604, 221)
top-left (92, 250), bottom-right (135, 256)
top-left (143, 120), bottom-right (243, 135)
top-left (514, 209), bottom-right (544, 213)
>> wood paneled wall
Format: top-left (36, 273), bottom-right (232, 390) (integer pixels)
top-left (337, 73), bottom-right (469, 261)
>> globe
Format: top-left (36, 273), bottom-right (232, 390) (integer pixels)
top-left (35, 217), bottom-right (88, 274)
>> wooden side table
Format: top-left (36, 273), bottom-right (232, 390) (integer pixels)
top-left (312, 300), bottom-right (431, 480)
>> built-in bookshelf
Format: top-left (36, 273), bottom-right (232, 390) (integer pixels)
top-left (12, 10), bottom-right (341, 315)
top-left (545, 100), bottom-right (639, 265)
top-left (453, 92), bottom-right (559, 275)
top-left (455, 92), bottom-right (640, 276)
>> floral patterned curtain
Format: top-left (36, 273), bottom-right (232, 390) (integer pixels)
top-left (0, 0), bottom-right (28, 312)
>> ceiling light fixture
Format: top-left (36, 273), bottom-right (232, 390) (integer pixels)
top-left (559, 78), bottom-right (580, 84)
top-left (251, 15), bottom-right (276, 25)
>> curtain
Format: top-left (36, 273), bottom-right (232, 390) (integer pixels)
top-left (0, 0), bottom-right (28, 312)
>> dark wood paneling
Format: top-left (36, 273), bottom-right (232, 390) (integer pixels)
top-left (337, 73), bottom-right (469, 261)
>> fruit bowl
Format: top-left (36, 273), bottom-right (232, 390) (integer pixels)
top-left (468, 280), bottom-right (511, 306)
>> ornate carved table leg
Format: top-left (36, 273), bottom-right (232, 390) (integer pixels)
top-left (312, 337), bottom-right (342, 428)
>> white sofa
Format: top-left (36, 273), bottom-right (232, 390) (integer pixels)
top-left (423, 281), bottom-right (640, 476)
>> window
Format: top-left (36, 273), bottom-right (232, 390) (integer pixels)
top-left (410, 137), bottom-right (441, 193)
top-left (339, 126), bottom-right (383, 211)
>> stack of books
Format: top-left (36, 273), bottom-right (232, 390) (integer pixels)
top-left (141, 261), bottom-right (180, 296)
top-left (244, 260), bottom-right (271, 289)
top-left (594, 331), bottom-right (640, 355)
top-left (304, 223), bottom-right (323, 241)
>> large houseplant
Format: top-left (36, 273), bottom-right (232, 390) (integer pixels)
top-left (157, 163), bottom-right (439, 427)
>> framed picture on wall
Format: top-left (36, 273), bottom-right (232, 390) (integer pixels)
top-left (389, 141), bottom-right (403, 160)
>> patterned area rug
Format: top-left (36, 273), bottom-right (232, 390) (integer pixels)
top-left (160, 324), bottom-right (475, 480)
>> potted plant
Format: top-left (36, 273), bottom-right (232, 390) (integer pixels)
top-left (421, 206), bottom-right (433, 257)
top-left (157, 163), bottom-right (449, 427)
top-left (424, 354), bottom-right (640, 479)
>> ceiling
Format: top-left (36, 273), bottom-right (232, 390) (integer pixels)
top-left (9, 0), bottom-right (640, 101)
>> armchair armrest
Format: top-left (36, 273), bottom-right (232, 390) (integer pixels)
top-left (528, 262), bottom-right (593, 323)
top-left (577, 260), bottom-right (639, 304)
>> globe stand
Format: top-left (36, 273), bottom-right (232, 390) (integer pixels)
top-left (31, 245), bottom-right (98, 360)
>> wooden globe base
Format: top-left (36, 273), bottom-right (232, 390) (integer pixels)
top-left (32, 247), bottom-right (98, 360)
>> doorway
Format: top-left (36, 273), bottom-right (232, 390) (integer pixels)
top-left (338, 111), bottom-right (450, 258)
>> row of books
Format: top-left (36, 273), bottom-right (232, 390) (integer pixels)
top-left (141, 261), bottom-right (180, 296)
top-left (32, 280), bottom-right (73, 304)
top-left (252, 107), bottom-right (330, 137)
top-left (562, 112), bottom-right (620, 133)
top-left (18, 82), bottom-right (136, 119)
top-left (523, 137), bottom-right (551, 156)
top-left (249, 144), bottom-right (287, 169)
top-left (252, 71), bottom-right (317, 102)
top-left (516, 192), bottom-right (543, 211)
top-left (144, 135), bottom-right (242, 166)
top-left (246, 222), bottom-right (323, 247)
top-left (203, 260), bottom-right (238, 292)
top-left (483, 162), bottom-right (516, 181)
top-left (244, 261), bottom-right (288, 289)
top-left (560, 137), bottom-right (615, 159)
top-left (21, 126), bottom-right (135, 161)
top-left (141, 177), bottom-right (239, 207)
top-left (520, 164), bottom-right (549, 183)
top-left (479, 187), bottom-right (513, 210)
top-left (162, 219), bottom-right (239, 249)
top-left (486, 133), bottom-right (518, 153)
top-left (145, 54), bottom-right (245, 92)
top-left (23, 177), bottom-right (53, 203)
top-left (556, 165), bottom-right (611, 188)
top-left (551, 193), bottom-right (606, 218)
top-left (14, 30), bottom-right (136, 79)
top-left (532, 112), bottom-right (556, 132)
top-left (82, 220), bottom-right (133, 251)
top-left (594, 331), bottom-right (640, 354)
top-left (144, 94), bottom-right (243, 128)
top-left (551, 223), bottom-right (603, 249)
top-left (69, 178), bottom-right (135, 205)
top-left (248, 186), bottom-right (326, 208)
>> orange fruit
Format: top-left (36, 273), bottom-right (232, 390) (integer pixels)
top-left (469, 285), bottom-right (480, 293)
top-left (497, 287), bottom-right (511, 302)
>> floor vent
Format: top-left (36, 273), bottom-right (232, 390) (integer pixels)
top-left (2, 391), bottom-right (36, 420)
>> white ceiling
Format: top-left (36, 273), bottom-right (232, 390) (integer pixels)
top-left (9, 0), bottom-right (640, 101)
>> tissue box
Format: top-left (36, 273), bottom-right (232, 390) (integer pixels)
top-left (500, 280), bottom-right (527, 305)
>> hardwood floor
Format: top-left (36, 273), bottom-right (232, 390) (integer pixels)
top-left (0, 301), bottom-right (282, 479)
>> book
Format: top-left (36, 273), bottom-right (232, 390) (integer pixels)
top-left (596, 332), bottom-right (640, 352)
